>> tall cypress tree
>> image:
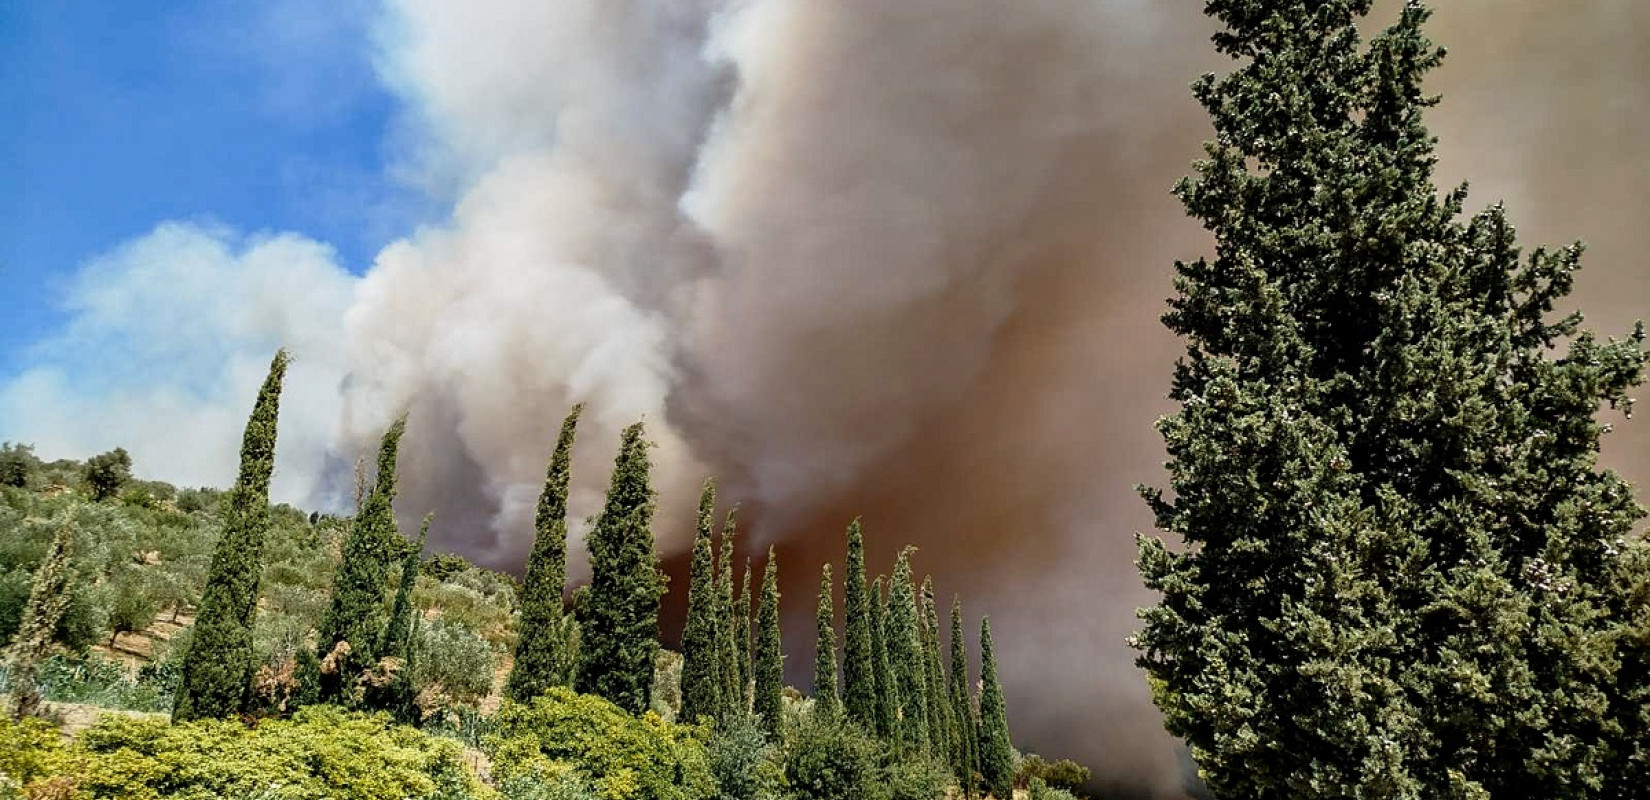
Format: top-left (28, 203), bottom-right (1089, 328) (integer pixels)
top-left (752, 548), bottom-right (784, 737)
top-left (678, 478), bottom-right (723, 724)
top-left (716, 507), bottom-right (742, 718)
top-left (869, 576), bottom-right (898, 739)
top-left (920, 576), bottom-right (954, 763)
top-left (976, 617), bottom-right (1012, 800)
top-left (887, 548), bottom-right (929, 752)
top-left (1133, 3), bottom-right (1650, 797)
top-left (840, 519), bottom-right (876, 727)
top-left (575, 421), bottom-right (664, 715)
top-left (316, 415), bottom-right (407, 705)
top-left (6, 520), bottom-right (74, 720)
top-left (813, 563), bottom-right (838, 715)
top-left (366, 513), bottom-right (428, 722)
top-left (507, 403), bottom-right (583, 702)
top-left (735, 555), bottom-right (752, 709)
top-left (948, 596), bottom-right (978, 798)
top-left (173, 349), bottom-right (288, 721)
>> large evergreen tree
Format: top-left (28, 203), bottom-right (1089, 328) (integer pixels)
top-left (6, 520), bottom-right (74, 720)
top-left (366, 513), bottom-right (429, 722)
top-left (678, 478), bottom-right (724, 724)
top-left (316, 416), bottom-right (407, 705)
top-left (173, 349), bottom-right (288, 721)
top-left (813, 563), bottom-right (838, 715)
top-left (920, 576), bottom-right (954, 763)
top-left (887, 548), bottom-right (929, 752)
top-left (869, 576), bottom-right (898, 739)
top-left (840, 519), bottom-right (876, 728)
top-left (735, 554), bottom-right (753, 711)
top-left (575, 421), bottom-right (665, 715)
top-left (716, 508), bottom-right (743, 718)
top-left (507, 403), bottom-right (583, 702)
top-left (947, 596), bottom-right (978, 798)
top-left (976, 617), bottom-right (1012, 800)
top-left (752, 548), bottom-right (784, 737)
top-left (1132, 3), bottom-right (1650, 798)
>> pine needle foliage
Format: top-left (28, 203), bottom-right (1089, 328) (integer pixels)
top-left (717, 508), bottom-right (744, 719)
top-left (507, 403), bottom-right (583, 702)
top-left (920, 576), bottom-right (953, 764)
top-left (1133, 2), bottom-right (1650, 797)
top-left (887, 548), bottom-right (929, 753)
top-left (752, 549), bottom-right (784, 737)
top-left (948, 596), bottom-right (978, 798)
top-left (678, 478), bottom-right (724, 725)
top-left (976, 617), bottom-right (1012, 800)
top-left (869, 576), bottom-right (898, 740)
top-left (575, 421), bottom-right (665, 715)
top-left (735, 554), bottom-right (753, 712)
top-left (173, 349), bottom-right (288, 722)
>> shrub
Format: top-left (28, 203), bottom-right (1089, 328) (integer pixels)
top-left (412, 618), bottom-right (498, 705)
top-left (1016, 755), bottom-right (1092, 794)
top-left (1027, 777), bottom-right (1081, 800)
top-left (84, 449), bottom-right (132, 503)
top-left (0, 714), bottom-right (71, 786)
top-left (497, 767), bottom-right (601, 800)
top-left (781, 711), bottom-right (883, 800)
top-left (705, 716), bottom-right (782, 800)
top-left (484, 688), bottom-right (716, 800)
top-left (883, 755), bottom-right (949, 800)
top-left (37, 705), bottom-right (486, 799)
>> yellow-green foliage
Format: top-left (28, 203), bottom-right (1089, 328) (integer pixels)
top-left (485, 688), bottom-right (715, 800)
top-left (0, 706), bottom-right (489, 800)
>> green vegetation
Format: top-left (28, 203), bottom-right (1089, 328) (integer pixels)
top-left (751, 549), bottom-right (783, 737)
top-left (715, 509), bottom-right (743, 721)
top-left (975, 618), bottom-right (1012, 800)
top-left (678, 479), bottom-right (722, 725)
top-left (173, 349), bottom-right (287, 722)
top-left (1134, 2), bottom-right (1650, 798)
top-left (886, 549), bottom-right (927, 752)
top-left (5, 520), bottom-right (74, 719)
top-left (839, 520), bottom-right (875, 728)
top-left (506, 404), bottom-right (582, 703)
top-left (811, 564), bottom-right (836, 715)
top-left (868, 576), bottom-right (896, 740)
top-left (575, 422), bottom-right (664, 715)
top-left (947, 597), bottom-right (978, 797)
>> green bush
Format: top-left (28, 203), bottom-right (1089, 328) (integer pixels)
top-left (705, 716), bottom-right (782, 800)
top-left (413, 618), bottom-right (498, 705)
top-left (1027, 777), bottom-right (1081, 800)
top-left (1016, 755), bottom-right (1091, 795)
top-left (883, 755), bottom-right (949, 800)
top-left (497, 767), bottom-right (601, 800)
top-left (781, 711), bottom-right (883, 800)
top-left (8, 704), bottom-right (490, 800)
top-left (0, 714), bottom-right (70, 786)
top-left (484, 688), bottom-right (716, 800)
top-left (0, 653), bottom-right (174, 712)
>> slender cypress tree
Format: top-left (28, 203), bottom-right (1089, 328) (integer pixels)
top-left (173, 349), bottom-right (288, 721)
top-left (6, 520), bottom-right (74, 720)
top-left (948, 596), bottom-right (978, 798)
top-left (735, 555), bottom-right (753, 708)
top-left (678, 478), bottom-right (724, 724)
top-left (869, 576), bottom-right (898, 739)
top-left (716, 507), bottom-right (742, 718)
top-left (920, 576), bottom-right (954, 762)
top-left (813, 563), bottom-right (838, 715)
top-left (1134, 3), bottom-right (1650, 797)
top-left (840, 519), bottom-right (876, 727)
top-left (575, 421), bottom-right (664, 715)
top-left (888, 548), bottom-right (929, 752)
top-left (507, 403), bottom-right (583, 702)
top-left (976, 617), bottom-right (1012, 800)
top-left (316, 416), bottom-right (407, 704)
top-left (379, 513), bottom-right (430, 661)
top-left (752, 548), bottom-right (784, 737)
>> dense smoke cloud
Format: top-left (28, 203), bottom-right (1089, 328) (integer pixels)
top-left (3, 2), bottom-right (1645, 797)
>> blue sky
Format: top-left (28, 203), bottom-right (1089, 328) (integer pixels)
top-left (0, 0), bottom-right (421, 377)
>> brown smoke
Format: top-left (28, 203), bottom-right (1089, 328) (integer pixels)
top-left (336, 2), bottom-right (1650, 798)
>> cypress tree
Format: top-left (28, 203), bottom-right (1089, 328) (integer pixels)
top-left (507, 403), bottom-right (583, 702)
top-left (869, 576), bottom-right (898, 739)
top-left (948, 596), bottom-right (978, 798)
top-left (1133, 3), bottom-right (1650, 797)
top-left (813, 563), bottom-right (838, 715)
top-left (678, 478), bottom-right (723, 724)
top-left (716, 507), bottom-right (742, 717)
top-left (173, 349), bottom-right (288, 721)
top-left (887, 548), bottom-right (929, 752)
top-left (575, 420), bottom-right (664, 715)
top-left (6, 520), bottom-right (74, 720)
top-left (752, 548), bottom-right (784, 737)
top-left (735, 555), bottom-right (753, 708)
top-left (840, 519), bottom-right (876, 727)
top-left (976, 617), bottom-right (1012, 800)
top-left (379, 513), bottom-right (430, 661)
top-left (316, 415), bottom-right (407, 705)
top-left (920, 576), bottom-right (954, 762)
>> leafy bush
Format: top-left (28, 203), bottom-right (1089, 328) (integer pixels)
top-left (1027, 777), bottom-right (1081, 800)
top-left (497, 767), bottom-right (601, 800)
top-left (0, 704), bottom-right (489, 800)
top-left (883, 754), bottom-right (949, 800)
top-left (484, 688), bottom-right (716, 800)
top-left (413, 618), bottom-right (498, 705)
top-left (781, 711), bottom-right (883, 800)
top-left (0, 714), bottom-right (70, 786)
top-left (0, 653), bottom-right (174, 712)
top-left (1016, 755), bottom-right (1091, 794)
top-left (705, 716), bottom-right (782, 800)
